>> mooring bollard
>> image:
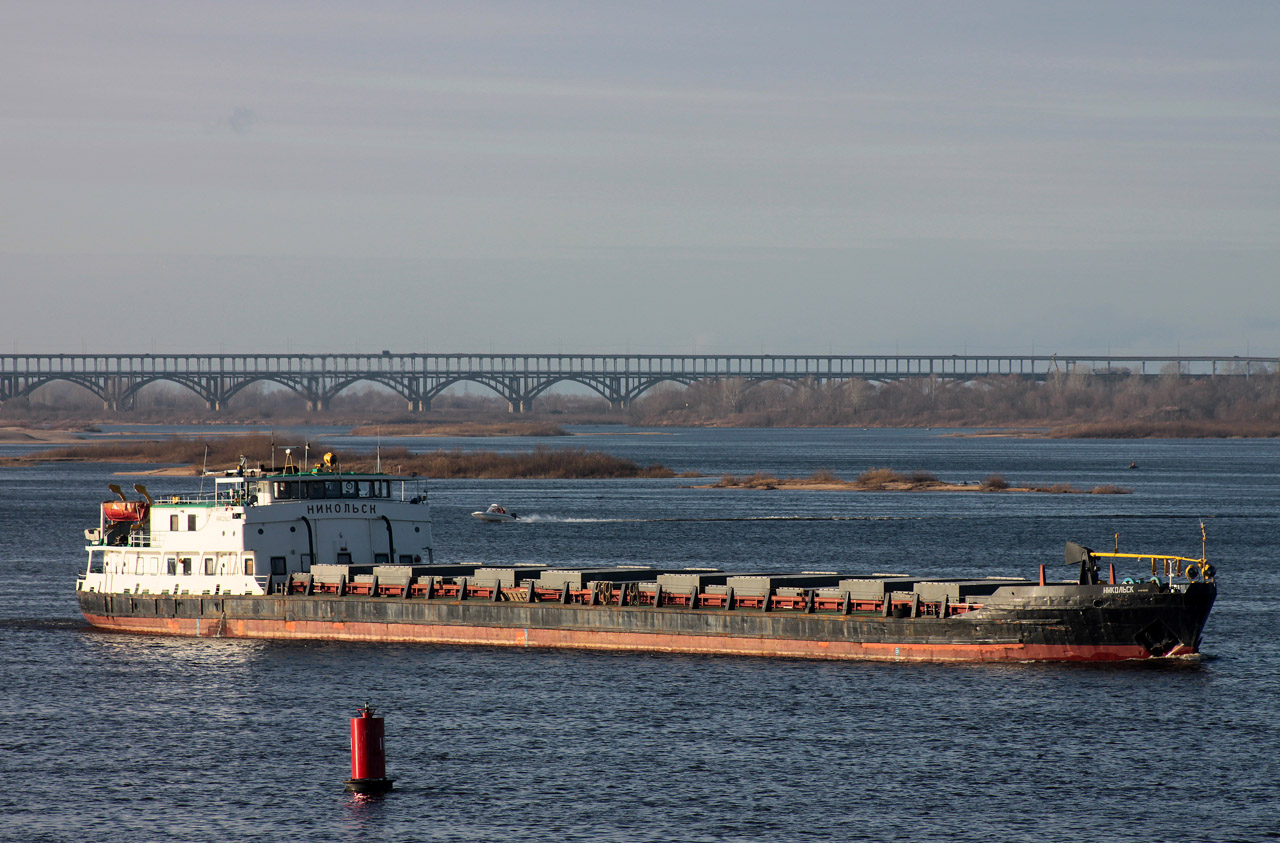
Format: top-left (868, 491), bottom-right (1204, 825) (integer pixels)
top-left (344, 702), bottom-right (394, 794)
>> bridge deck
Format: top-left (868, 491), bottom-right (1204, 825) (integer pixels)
top-left (2, 353), bottom-right (1272, 412)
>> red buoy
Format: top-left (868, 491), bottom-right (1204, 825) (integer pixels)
top-left (345, 703), bottom-right (394, 793)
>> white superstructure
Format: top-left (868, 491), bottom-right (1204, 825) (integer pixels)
top-left (77, 467), bottom-right (434, 597)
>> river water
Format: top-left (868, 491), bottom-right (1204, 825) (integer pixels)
top-left (1, 427), bottom-right (1277, 842)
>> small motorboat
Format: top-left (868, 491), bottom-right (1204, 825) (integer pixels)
top-left (471, 503), bottom-right (518, 522)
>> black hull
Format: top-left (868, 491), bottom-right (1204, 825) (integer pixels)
top-left (77, 580), bottom-right (1216, 663)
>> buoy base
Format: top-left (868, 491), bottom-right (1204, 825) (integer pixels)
top-left (344, 777), bottom-right (394, 794)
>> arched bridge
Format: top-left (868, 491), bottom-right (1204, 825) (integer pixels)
top-left (0, 353), bottom-right (1272, 413)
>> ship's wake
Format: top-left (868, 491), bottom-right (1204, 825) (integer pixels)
top-left (508, 514), bottom-right (914, 524)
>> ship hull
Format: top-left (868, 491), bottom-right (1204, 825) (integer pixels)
top-left (78, 584), bottom-right (1215, 663)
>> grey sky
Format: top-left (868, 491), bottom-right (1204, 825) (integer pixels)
top-left (3, 1), bottom-right (1277, 355)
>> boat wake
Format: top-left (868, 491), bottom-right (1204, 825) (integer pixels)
top-left (504, 514), bottom-right (918, 524)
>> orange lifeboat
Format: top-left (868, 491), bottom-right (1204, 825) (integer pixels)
top-left (102, 500), bottom-right (148, 523)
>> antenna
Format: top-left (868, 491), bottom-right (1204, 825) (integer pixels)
top-left (199, 444), bottom-right (210, 494)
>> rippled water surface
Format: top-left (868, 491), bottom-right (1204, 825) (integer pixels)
top-left (2, 428), bottom-right (1278, 842)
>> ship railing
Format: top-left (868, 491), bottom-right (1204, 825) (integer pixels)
top-left (286, 572), bottom-right (984, 617)
top-left (86, 531), bottom-right (154, 549)
top-left (155, 490), bottom-right (242, 506)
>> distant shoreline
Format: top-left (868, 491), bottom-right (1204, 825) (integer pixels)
top-left (2, 418), bottom-right (1277, 444)
top-left (698, 470), bottom-right (1130, 495)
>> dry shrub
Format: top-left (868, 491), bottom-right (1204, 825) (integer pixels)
top-left (1051, 421), bottom-right (1280, 439)
top-left (855, 467), bottom-right (903, 489)
top-left (907, 471), bottom-right (939, 485)
top-left (1089, 484), bottom-right (1132, 495)
top-left (29, 434), bottom-right (276, 469)
top-left (367, 446), bottom-right (672, 479)
top-left (808, 469), bottom-right (841, 483)
top-left (22, 435), bottom-right (672, 480)
top-left (980, 474), bottom-right (1009, 491)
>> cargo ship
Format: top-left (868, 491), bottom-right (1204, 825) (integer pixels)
top-left (76, 462), bottom-right (1217, 662)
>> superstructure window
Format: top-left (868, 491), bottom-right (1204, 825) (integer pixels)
top-left (273, 481), bottom-right (300, 500)
top-left (166, 557), bottom-right (177, 575)
top-left (336, 552), bottom-right (352, 565)
top-left (270, 556), bottom-right (286, 576)
top-left (188, 514), bottom-right (198, 531)
top-left (294, 478), bottom-right (391, 499)
top-left (170, 514), bottom-right (179, 531)
top-left (180, 557), bottom-right (193, 575)
top-left (204, 557), bottom-right (215, 575)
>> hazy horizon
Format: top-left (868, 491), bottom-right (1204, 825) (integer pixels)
top-left (4, 2), bottom-right (1277, 357)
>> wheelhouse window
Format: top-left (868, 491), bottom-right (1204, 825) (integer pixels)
top-left (273, 481), bottom-right (301, 500)
top-left (280, 478), bottom-right (393, 500)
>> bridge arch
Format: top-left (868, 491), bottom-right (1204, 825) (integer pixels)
top-left (326, 375), bottom-right (420, 411)
top-left (523, 375), bottom-right (624, 409)
top-left (12, 375), bottom-right (111, 407)
top-left (425, 375), bottom-right (522, 412)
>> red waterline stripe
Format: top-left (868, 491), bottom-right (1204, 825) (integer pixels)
top-left (81, 613), bottom-right (1164, 662)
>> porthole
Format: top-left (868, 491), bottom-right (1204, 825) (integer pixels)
top-left (290, 526), bottom-right (296, 532)
top-left (414, 527), bottom-right (420, 533)
top-left (258, 528), bottom-right (264, 534)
